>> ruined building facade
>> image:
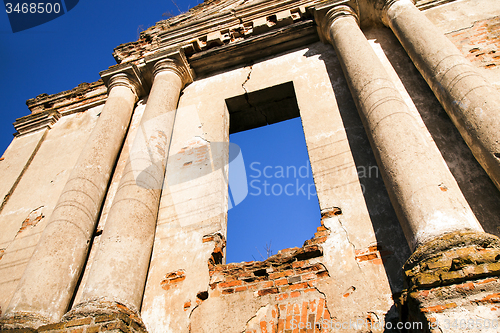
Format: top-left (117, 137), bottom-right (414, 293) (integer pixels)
top-left (1, 0), bottom-right (500, 332)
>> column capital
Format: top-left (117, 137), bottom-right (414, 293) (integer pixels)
top-left (314, 3), bottom-right (359, 44)
top-left (145, 49), bottom-right (194, 88)
top-left (100, 64), bottom-right (145, 99)
top-left (377, 0), bottom-right (416, 26)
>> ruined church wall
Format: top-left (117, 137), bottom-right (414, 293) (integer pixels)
top-left (141, 39), bottom-right (413, 332)
top-left (0, 0), bottom-right (499, 331)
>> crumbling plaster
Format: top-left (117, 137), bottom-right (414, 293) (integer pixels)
top-left (140, 40), bottom-right (412, 332)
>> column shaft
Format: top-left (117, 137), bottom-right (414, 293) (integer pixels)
top-left (4, 77), bottom-right (138, 326)
top-left (322, 7), bottom-right (482, 251)
top-left (78, 60), bottom-right (186, 312)
top-left (384, 0), bottom-right (500, 191)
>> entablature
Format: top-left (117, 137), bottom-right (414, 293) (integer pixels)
top-left (14, 0), bottom-right (460, 137)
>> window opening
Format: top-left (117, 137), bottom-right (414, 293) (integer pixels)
top-left (226, 82), bottom-right (321, 263)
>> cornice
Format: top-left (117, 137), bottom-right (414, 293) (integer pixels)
top-left (26, 81), bottom-right (107, 116)
top-left (113, 0), bottom-right (322, 65)
top-left (13, 109), bottom-right (61, 136)
top-left (189, 19), bottom-right (318, 77)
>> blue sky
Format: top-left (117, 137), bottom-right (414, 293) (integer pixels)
top-left (0, 0), bottom-right (320, 263)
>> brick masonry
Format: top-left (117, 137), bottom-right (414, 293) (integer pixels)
top-left (400, 231), bottom-right (500, 332)
top-left (186, 222), bottom-right (338, 332)
top-left (0, 302), bottom-right (147, 333)
top-left (447, 16), bottom-right (500, 70)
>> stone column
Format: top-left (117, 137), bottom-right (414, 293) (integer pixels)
top-left (3, 72), bottom-right (141, 327)
top-left (318, 5), bottom-right (483, 251)
top-left (381, 0), bottom-right (500, 191)
top-left (74, 57), bottom-right (191, 315)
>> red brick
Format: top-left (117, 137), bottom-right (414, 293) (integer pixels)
top-left (219, 280), bottom-right (243, 288)
top-left (300, 301), bottom-right (308, 328)
top-left (476, 278), bottom-right (497, 285)
top-left (260, 321), bottom-right (268, 333)
top-left (285, 304), bottom-right (293, 330)
top-left (290, 282), bottom-right (308, 291)
top-left (276, 293), bottom-right (289, 301)
top-left (314, 231), bottom-right (329, 237)
top-left (316, 271), bottom-right (329, 278)
top-left (356, 253), bottom-right (378, 262)
top-left (66, 318), bottom-right (92, 327)
top-left (269, 272), bottom-right (286, 280)
top-left (456, 282), bottom-right (475, 291)
top-left (290, 291), bottom-right (300, 298)
top-left (421, 303), bottom-right (457, 313)
top-left (292, 261), bottom-right (306, 268)
top-left (317, 298), bottom-right (325, 319)
top-left (260, 281), bottom-right (274, 288)
top-left (235, 286), bottom-right (247, 292)
top-left (222, 288), bottom-right (234, 294)
top-left (202, 236), bottom-right (214, 243)
top-left (301, 273), bottom-right (316, 280)
top-left (258, 287), bottom-right (279, 296)
top-left (275, 278), bottom-right (288, 286)
top-left (476, 293), bottom-right (500, 303)
top-left (169, 276), bottom-right (186, 284)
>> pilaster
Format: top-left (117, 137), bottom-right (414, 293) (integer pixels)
top-left (71, 52), bottom-right (190, 320)
top-left (1, 67), bottom-right (142, 329)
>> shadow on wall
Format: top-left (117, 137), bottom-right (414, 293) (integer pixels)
top-left (366, 27), bottom-right (500, 238)
top-left (303, 44), bottom-right (412, 297)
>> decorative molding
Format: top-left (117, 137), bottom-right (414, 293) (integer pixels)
top-left (415, 0), bottom-right (458, 10)
top-left (26, 81), bottom-right (107, 116)
top-left (112, 0), bottom-right (323, 65)
top-left (188, 19), bottom-right (318, 77)
top-left (100, 63), bottom-right (146, 99)
top-left (145, 49), bottom-right (194, 87)
top-left (13, 110), bottom-right (61, 136)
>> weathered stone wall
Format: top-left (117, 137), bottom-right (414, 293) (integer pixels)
top-left (0, 0), bottom-right (499, 332)
top-left (0, 105), bottom-right (103, 317)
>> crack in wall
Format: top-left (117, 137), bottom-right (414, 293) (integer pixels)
top-left (240, 65), bottom-right (270, 125)
top-left (241, 65), bottom-right (253, 96)
top-left (337, 218), bottom-right (363, 271)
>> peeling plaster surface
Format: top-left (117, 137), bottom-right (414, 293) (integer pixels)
top-left (140, 41), bottom-right (410, 332)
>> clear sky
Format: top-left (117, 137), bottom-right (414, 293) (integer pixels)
top-left (0, 0), bottom-right (321, 263)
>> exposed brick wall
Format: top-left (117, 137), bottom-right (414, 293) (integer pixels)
top-left (185, 223), bottom-right (335, 331)
top-left (355, 244), bottom-right (393, 266)
top-left (160, 270), bottom-right (186, 290)
top-left (36, 312), bottom-right (146, 333)
top-left (447, 16), bottom-right (500, 70)
top-left (400, 232), bottom-right (500, 332)
top-left (0, 302), bottom-right (147, 333)
top-left (17, 207), bottom-right (44, 235)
